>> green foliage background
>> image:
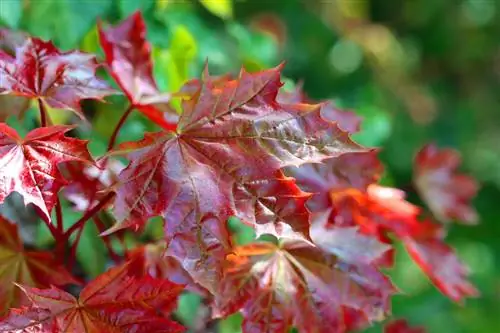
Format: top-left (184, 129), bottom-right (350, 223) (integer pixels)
top-left (1, 0), bottom-right (499, 332)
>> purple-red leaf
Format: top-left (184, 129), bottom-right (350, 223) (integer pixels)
top-left (311, 208), bottom-right (391, 265)
top-left (107, 65), bottom-right (365, 292)
top-left (414, 144), bottom-right (479, 224)
top-left (0, 265), bottom-right (184, 333)
top-left (213, 239), bottom-right (395, 333)
top-left (0, 37), bottom-right (115, 119)
top-left (98, 11), bottom-right (178, 130)
top-left (0, 124), bottom-right (93, 221)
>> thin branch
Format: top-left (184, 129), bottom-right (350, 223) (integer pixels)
top-left (55, 196), bottom-right (64, 234)
top-left (37, 99), bottom-right (49, 127)
top-left (107, 104), bottom-right (134, 151)
top-left (64, 192), bottom-right (115, 238)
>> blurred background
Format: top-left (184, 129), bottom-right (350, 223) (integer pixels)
top-left (0, 0), bottom-right (499, 332)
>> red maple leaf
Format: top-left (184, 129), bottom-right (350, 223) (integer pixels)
top-left (385, 319), bottom-right (426, 333)
top-left (98, 11), bottom-right (178, 130)
top-left (0, 37), bottom-right (115, 119)
top-left (106, 65), bottom-right (364, 292)
top-left (0, 216), bottom-right (78, 315)
top-left (213, 238), bottom-right (395, 333)
top-left (414, 143), bottom-right (479, 224)
top-left (0, 124), bottom-right (94, 221)
top-left (0, 265), bottom-right (185, 333)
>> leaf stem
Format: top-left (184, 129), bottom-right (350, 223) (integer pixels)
top-left (107, 104), bottom-right (134, 151)
top-left (37, 99), bottom-right (49, 127)
top-left (64, 192), bottom-right (115, 238)
top-left (55, 196), bottom-right (64, 234)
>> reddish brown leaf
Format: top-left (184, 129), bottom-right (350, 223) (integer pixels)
top-left (0, 265), bottom-right (185, 333)
top-left (0, 124), bottom-right (93, 221)
top-left (123, 241), bottom-right (208, 296)
top-left (0, 37), bottom-right (115, 118)
top-left (213, 239), bottom-right (395, 333)
top-left (385, 319), bottom-right (426, 333)
top-left (289, 150), bottom-right (383, 211)
top-left (98, 11), bottom-right (178, 130)
top-left (0, 215), bottom-right (77, 315)
top-left (414, 144), bottom-right (479, 224)
top-left (311, 208), bottom-right (391, 265)
top-left (107, 65), bottom-right (365, 292)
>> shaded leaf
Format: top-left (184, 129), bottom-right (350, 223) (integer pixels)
top-left (0, 265), bottom-right (185, 333)
top-left (0, 215), bottom-right (77, 315)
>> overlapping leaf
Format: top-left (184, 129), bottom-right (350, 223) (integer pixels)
top-left (0, 37), bottom-right (115, 119)
top-left (62, 159), bottom-right (124, 212)
top-left (0, 124), bottom-right (93, 221)
top-left (122, 241), bottom-right (208, 295)
top-left (318, 184), bottom-right (478, 301)
top-left (107, 65), bottom-right (365, 292)
top-left (213, 238), bottom-right (395, 333)
top-left (0, 265), bottom-right (184, 333)
top-left (414, 143), bottom-right (479, 224)
top-left (0, 216), bottom-right (77, 315)
top-left (277, 83), bottom-right (362, 133)
top-left (98, 11), bottom-right (178, 130)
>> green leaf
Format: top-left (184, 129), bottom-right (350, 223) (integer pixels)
top-left (200, 0), bottom-right (233, 20)
top-left (0, 0), bottom-right (22, 28)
